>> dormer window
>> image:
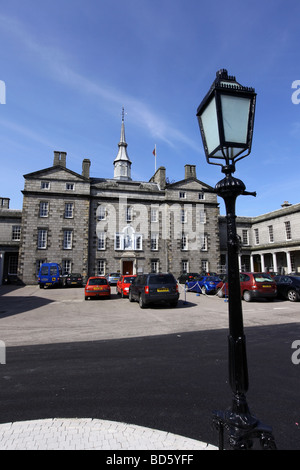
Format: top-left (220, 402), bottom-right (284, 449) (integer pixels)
top-left (66, 183), bottom-right (75, 190)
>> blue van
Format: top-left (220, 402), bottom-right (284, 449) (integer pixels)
top-left (38, 263), bottom-right (63, 288)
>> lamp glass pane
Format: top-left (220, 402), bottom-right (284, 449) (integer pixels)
top-left (220, 95), bottom-right (250, 144)
top-left (200, 97), bottom-right (220, 154)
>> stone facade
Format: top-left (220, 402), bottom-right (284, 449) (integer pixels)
top-left (0, 198), bottom-right (22, 284)
top-left (219, 201), bottom-right (300, 274)
top-left (16, 119), bottom-right (221, 284)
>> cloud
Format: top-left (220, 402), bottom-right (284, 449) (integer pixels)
top-left (0, 13), bottom-right (199, 152)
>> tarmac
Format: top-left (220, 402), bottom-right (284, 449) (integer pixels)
top-left (0, 417), bottom-right (217, 450)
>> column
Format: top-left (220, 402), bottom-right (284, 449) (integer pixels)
top-left (260, 254), bottom-right (265, 272)
top-left (272, 253), bottom-right (278, 273)
top-left (286, 252), bottom-right (292, 274)
top-left (250, 255), bottom-right (254, 272)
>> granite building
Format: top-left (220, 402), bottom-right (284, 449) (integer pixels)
top-left (17, 115), bottom-right (220, 284)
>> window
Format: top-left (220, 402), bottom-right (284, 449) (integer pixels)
top-left (151, 233), bottom-right (158, 251)
top-left (41, 181), bottom-right (50, 189)
top-left (64, 203), bottom-right (74, 218)
top-left (242, 229), bottom-right (249, 245)
top-left (182, 260), bottom-right (189, 273)
top-left (12, 225), bottom-right (21, 241)
top-left (181, 209), bottom-right (187, 223)
top-left (97, 206), bottom-right (106, 221)
top-left (179, 191), bottom-right (186, 199)
top-left (36, 259), bottom-right (46, 276)
top-left (62, 260), bottom-right (72, 274)
top-left (38, 229), bottom-right (47, 249)
top-left (98, 232), bottom-right (106, 250)
top-left (136, 234), bottom-right (142, 251)
top-left (181, 234), bottom-right (188, 250)
top-left (97, 260), bottom-right (105, 275)
top-left (200, 234), bottom-right (207, 251)
top-left (254, 228), bottom-right (259, 245)
top-left (66, 183), bottom-right (75, 190)
top-left (285, 221), bottom-right (292, 240)
top-left (268, 225), bottom-right (274, 243)
top-left (151, 260), bottom-right (159, 273)
top-left (198, 192), bottom-right (205, 200)
top-left (39, 202), bottom-right (49, 217)
top-left (201, 260), bottom-right (208, 272)
top-left (8, 255), bottom-right (18, 275)
top-left (126, 206), bottom-right (133, 223)
top-left (115, 231), bottom-right (143, 251)
top-left (151, 208), bottom-right (158, 223)
top-left (199, 210), bottom-right (206, 224)
top-left (63, 230), bottom-right (73, 249)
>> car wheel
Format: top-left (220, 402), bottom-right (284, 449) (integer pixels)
top-left (128, 290), bottom-right (134, 302)
top-left (287, 289), bottom-right (299, 302)
top-left (121, 290), bottom-right (125, 298)
top-left (243, 291), bottom-right (252, 302)
top-left (139, 295), bottom-right (146, 308)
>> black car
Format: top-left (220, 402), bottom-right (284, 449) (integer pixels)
top-left (63, 273), bottom-right (83, 287)
top-left (274, 275), bottom-right (300, 302)
top-left (178, 272), bottom-right (199, 284)
top-left (128, 273), bottom-right (179, 308)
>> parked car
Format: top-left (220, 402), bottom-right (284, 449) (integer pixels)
top-left (106, 272), bottom-right (120, 285)
top-left (63, 273), bottom-right (83, 287)
top-left (116, 275), bottom-right (137, 297)
top-left (178, 272), bottom-right (199, 284)
top-left (274, 275), bottom-right (300, 302)
top-left (84, 276), bottom-right (111, 300)
top-left (186, 275), bottom-right (222, 294)
top-left (217, 272), bottom-right (277, 302)
top-left (38, 263), bottom-right (63, 288)
top-left (129, 273), bottom-right (179, 308)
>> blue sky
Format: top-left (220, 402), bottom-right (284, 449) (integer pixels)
top-left (1, 0), bottom-right (300, 216)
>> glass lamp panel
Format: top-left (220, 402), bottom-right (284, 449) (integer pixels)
top-left (220, 95), bottom-right (251, 144)
top-left (200, 96), bottom-right (220, 155)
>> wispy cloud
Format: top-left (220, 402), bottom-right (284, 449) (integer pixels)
top-left (0, 13), bottom-right (199, 152)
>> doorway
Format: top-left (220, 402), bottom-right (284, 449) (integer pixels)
top-left (122, 261), bottom-right (134, 275)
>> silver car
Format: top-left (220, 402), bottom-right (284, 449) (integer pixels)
top-left (107, 272), bottom-right (120, 285)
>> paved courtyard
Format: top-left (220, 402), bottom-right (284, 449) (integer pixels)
top-left (1, 283), bottom-right (299, 347)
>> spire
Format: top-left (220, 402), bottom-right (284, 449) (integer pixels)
top-left (114, 107), bottom-right (132, 180)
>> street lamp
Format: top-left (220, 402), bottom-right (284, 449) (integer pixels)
top-left (197, 69), bottom-right (276, 450)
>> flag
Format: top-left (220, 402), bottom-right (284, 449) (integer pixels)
top-left (153, 147), bottom-right (156, 156)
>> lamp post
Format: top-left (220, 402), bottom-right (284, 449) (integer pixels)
top-left (196, 69), bottom-right (276, 450)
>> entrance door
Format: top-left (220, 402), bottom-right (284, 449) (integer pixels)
top-left (122, 261), bottom-right (133, 275)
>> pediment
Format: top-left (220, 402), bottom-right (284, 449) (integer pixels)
top-left (24, 165), bottom-right (86, 181)
top-left (167, 178), bottom-right (214, 192)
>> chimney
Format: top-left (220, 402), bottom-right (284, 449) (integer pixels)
top-left (53, 151), bottom-right (67, 167)
top-left (149, 166), bottom-right (166, 190)
top-left (185, 164), bottom-right (196, 179)
top-left (82, 159), bottom-right (91, 178)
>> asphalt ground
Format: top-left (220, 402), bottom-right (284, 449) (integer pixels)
top-left (0, 284), bottom-right (300, 451)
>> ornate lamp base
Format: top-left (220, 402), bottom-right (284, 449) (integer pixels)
top-left (213, 408), bottom-right (277, 450)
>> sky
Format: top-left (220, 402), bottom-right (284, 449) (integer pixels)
top-left (1, 0), bottom-right (300, 216)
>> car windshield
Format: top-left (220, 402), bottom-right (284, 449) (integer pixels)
top-left (149, 274), bottom-right (175, 284)
top-left (71, 273), bottom-right (81, 277)
top-left (88, 278), bottom-right (108, 285)
top-left (123, 276), bottom-right (136, 283)
top-left (109, 273), bottom-right (119, 277)
top-left (253, 273), bottom-right (273, 282)
top-left (206, 276), bottom-right (220, 281)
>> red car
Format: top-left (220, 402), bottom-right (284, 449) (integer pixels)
top-left (84, 276), bottom-right (111, 300)
top-left (116, 274), bottom-right (137, 297)
top-left (217, 272), bottom-right (277, 302)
